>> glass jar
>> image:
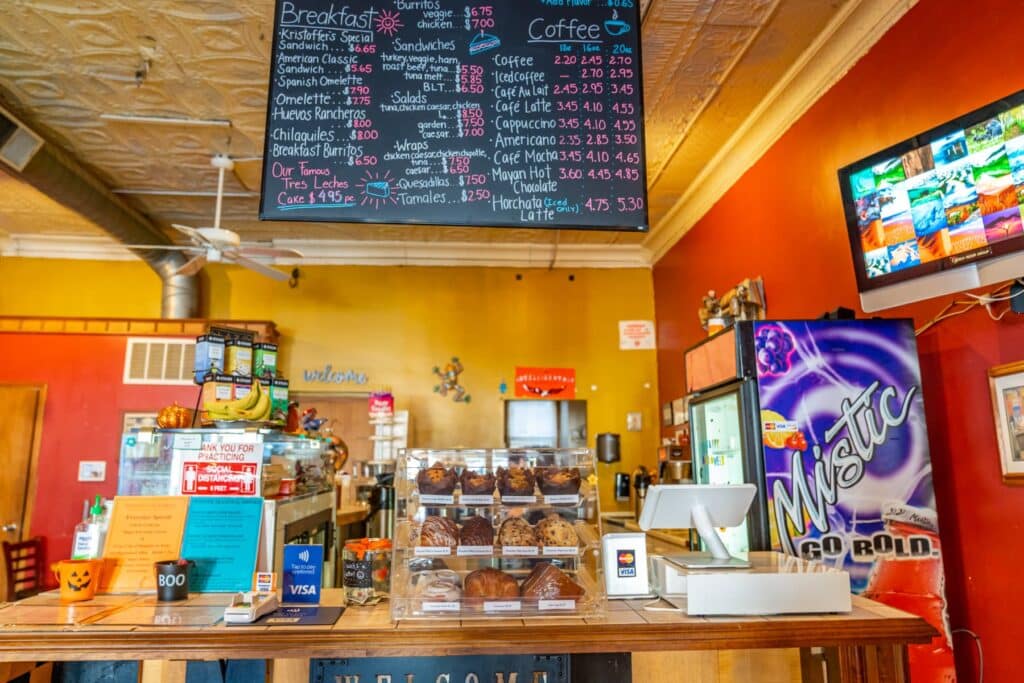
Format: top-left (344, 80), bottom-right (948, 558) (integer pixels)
top-left (343, 537), bottom-right (392, 604)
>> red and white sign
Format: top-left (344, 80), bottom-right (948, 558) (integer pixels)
top-left (514, 367), bottom-right (576, 399)
top-left (619, 320), bottom-right (656, 350)
top-left (179, 439), bottom-right (263, 496)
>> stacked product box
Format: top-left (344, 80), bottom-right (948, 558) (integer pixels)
top-left (193, 332), bottom-right (286, 425)
top-left (389, 448), bottom-right (606, 620)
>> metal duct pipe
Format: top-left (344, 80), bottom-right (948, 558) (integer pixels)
top-left (4, 123), bottom-right (198, 318)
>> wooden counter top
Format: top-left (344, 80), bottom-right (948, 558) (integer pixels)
top-left (0, 589), bottom-right (934, 663)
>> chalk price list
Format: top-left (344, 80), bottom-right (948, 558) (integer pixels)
top-left (262, 0), bottom-right (647, 230)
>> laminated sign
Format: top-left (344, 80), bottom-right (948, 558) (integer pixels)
top-left (755, 320), bottom-right (955, 681)
top-left (514, 367), bottom-right (576, 399)
top-left (179, 439), bottom-right (263, 496)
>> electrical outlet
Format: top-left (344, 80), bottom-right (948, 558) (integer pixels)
top-left (627, 412), bottom-right (642, 432)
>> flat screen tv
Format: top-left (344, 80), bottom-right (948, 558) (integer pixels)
top-left (839, 89), bottom-right (1024, 312)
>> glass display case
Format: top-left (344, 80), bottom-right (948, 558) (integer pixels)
top-left (118, 428), bottom-right (332, 496)
top-left (389, 448), bottom-right (605, 620)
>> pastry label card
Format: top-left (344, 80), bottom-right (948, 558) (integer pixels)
top-left (542, 546), bottom-right (579, 557)
top-left (456, 546), bottom-right (493, 557)
top-left (414, 546), bottom-right (452, 557)
top-left (419, 494), bottom-right (455, 505)
top-left (483, 601), bottom-right (521, 613)
top-left (458, 495), bottom-right (495, 505)
top-left (500, 495), bottom-right (537, 504)
top-left (422, 601), bottom-right (460, 613)
top-left (502, 546), bottom-right (539, 557)
top-left (538, 599), bottom-right (576, 611)
top-left (543, 494), bottom-right (580, 505)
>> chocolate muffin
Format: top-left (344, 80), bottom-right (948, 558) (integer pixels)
top-left (463, 568), bottom-right (520, 599)
top-left (496, 466), bottom-right (536, 496)
top-left (459, 516), bottom-right (495, 546)
top-left (497, 517), bottom-right (537, 547)
top-left (535, 467), bottom-right (581, 495)
top-left (536, 513), bottom-right (579, 547)
top-left (419, 515), bottom-right (459, 548)
top-left (459, 469), bottom-right (496, 496)
top-left (417, 462), bottom-right (457, 495)
top-left (521, 562), bottom-right (585, 600)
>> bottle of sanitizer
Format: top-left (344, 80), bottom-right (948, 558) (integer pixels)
top-left (71, 496), bottom-right (108, 560)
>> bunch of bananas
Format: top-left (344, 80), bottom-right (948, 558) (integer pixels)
top-left (204, 381), bottom-right (271, 422)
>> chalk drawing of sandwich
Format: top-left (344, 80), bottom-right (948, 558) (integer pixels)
top-left (469, 31), bottom-right (500, 55)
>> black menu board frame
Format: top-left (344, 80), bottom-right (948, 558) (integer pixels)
top-left (259, 0), bottom-right (649, 232)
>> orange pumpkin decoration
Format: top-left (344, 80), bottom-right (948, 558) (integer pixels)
top-left (157, 403), bottom-right (194, 429)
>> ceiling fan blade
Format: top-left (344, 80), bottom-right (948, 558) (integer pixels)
top-left (119, 244), bottom-right (195, 251)
top-left (175, 253), bottom-right (209, 277)
top-left (170, 224), bottom-right (213, 247)
top-left (230, 254), bottom-right (290, 282)
top-left (235, 246), bottom-right (304, 258)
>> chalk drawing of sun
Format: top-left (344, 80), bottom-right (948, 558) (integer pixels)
top-left (356, 171), bottom-right (398, 210)
top-left (375, 10), bottom-right (403, 37)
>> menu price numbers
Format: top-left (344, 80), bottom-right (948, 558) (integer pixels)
top-left (458, 173), bottom-right (487, 187)
top-left (616, 151), bottom-right (641, 164)
top-left (609, 82), bottom-right (634, 96)
top-left (349, 63), bottom-right (373, 75)
top-left (585, 197), bottom-right (610, 212)
top-left (349, 155), bottom-right (378, 167)
top-left (465, 5), bottom-right (494, 31)
top-left (309, 190), bottom-right (354, 204)
top-left (554, 55), bottom-right (604, 66)
top-left (458, 66), bottom-right (484, 95)
top-left (609, 67), bottom-right (634, 79)
top-left (612, 102), bottom-right (635, 115)
top-left (461, 188), bottom-right (491, 202)
top-left (607, 0), bottom-right (635, 7)
top-left (553, 82), bottom-right (603, 96)
top-left (617, 196), bottom-right (643, 212)
top-left (351, 42), bottom-right (377, 55)
top-left (446, 156), bottom-right (472, 174)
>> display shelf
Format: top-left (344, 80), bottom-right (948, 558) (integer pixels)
top-left (389, 448), bottom-right (605, 621)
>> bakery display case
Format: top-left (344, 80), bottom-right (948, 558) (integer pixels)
top-left (389, 448), bottom-right (606, 620)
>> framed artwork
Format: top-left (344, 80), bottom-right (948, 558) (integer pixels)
top-left (661, 402), bottom-right (673, 428)
top-left (123, 412), bottom-right (159, 431)
top-left (988, 361), bottom-right (1024, 483)
top-left (671, 397), bottom-right (687, 426)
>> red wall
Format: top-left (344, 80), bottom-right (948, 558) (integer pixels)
top-left (0, 333), bottom-right (194, 582)
top-left (653, 0), bottom-right (1024, 680)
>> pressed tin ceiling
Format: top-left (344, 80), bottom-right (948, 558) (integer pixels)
top-left (0, 0), bottom-right (912, 263)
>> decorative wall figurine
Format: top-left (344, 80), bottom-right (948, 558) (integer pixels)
top-left (433, 357), bottom-right (471, 403)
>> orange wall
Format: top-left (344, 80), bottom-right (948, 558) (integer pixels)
top-left (653, 0), bottom-right (1024, 680)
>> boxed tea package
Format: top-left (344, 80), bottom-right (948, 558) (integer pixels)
top-left (225, 339), bottom-right (253, 376)
top-left (194, 334), bottom-right (226, 383)
top-left (253, 343), bottom-right (278, 379)
top-left (270, 379), bottom-right (289, 422)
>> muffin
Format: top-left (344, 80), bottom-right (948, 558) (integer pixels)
top-left (419, 515), bottom-right (459, 548)
top-left (521, 562), bottom-right (585, 600)
top-left (535, 467), bottom-right (581, 495)
top-left (536, 513), bottom-right (578, 547)
top-left (497, 517), bottom-right (537, 547)
top-left (459, 469), bottom-right (496, 496)
top-left (417, 462), bottom-right (457, 495)
top-left (463, 568), bottom-right (519, 599)
top-left (459, 516), bottom-right (495, 546)
top-left (496, 466), bottom-right (536, 497)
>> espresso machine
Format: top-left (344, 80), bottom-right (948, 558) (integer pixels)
top-left (658, 445), bottom-right (693, 484)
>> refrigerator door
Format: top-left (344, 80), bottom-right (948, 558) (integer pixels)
top-left (690, 386), bottom-right (750, 557)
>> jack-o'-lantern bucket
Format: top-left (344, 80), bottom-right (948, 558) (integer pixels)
top-left (52, 559), bottom-right (103, 602)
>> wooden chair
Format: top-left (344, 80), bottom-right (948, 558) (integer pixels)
top-left (2, 536), bottom-right (44, 601)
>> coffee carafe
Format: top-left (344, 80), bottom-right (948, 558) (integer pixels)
top-left (632, 465), bottom-right (652, 519)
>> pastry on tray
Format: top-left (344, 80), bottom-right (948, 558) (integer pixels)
top-left (463, 567), bottom-right (520, 599)
top-left (536, 513), bottom-right (579, 547)
top-left (496, 466), bottom-right (536, 497)
top-left (520, 562), bottom-right (585, 600)
top-left (411, 570), bottom-right (462, 601)
top-left (459, 516), bottom-right (495, 546)
top-left (419, 515), bottom-right (459, 548)
top-left (497, 517), bottom-right (537, 547)
top-left (417, 462), bottom-right (458, 495)
top-left (535, 467), bottom-right (581, 495)
top-left (459, 469), bottom-right (496, 496)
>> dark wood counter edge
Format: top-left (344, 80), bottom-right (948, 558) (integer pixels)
top-left (0, 616), bottom-right (938, 662)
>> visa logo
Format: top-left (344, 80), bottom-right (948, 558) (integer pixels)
top-left (288, 584), bottom-right (317, 595)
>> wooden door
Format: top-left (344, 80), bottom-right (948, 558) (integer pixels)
top-left (292, 393), bottom-right (374, 469)
top-left (0, 385), bottom-right (46, 601)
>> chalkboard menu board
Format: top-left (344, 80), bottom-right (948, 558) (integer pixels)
top-left (260, 0), bottom-right (648, 231)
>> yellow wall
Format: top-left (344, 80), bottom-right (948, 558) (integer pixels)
top-left (0, 257), bottom-right (659, 509)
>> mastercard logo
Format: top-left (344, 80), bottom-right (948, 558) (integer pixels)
top-left (618, 552), bottom-right (634, 564)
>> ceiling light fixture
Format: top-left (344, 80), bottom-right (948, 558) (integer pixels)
top-left (99, 114), bottom-right (232, 128)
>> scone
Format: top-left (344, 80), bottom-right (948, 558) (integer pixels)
top-left (521, 562), bottom-right (585, 600)
top-left (463, 568), bottom-right (519, 599)
top-left (535, 467), bottom-right (581, 494)
top-left (496, 466), bottom-right (536, 496)
top-left (536, 513), bottom-right (578, 547)
top-left (417, 462), bottom-right (457, 495)
top-left (497, 517), bottom-right (537, 546)
top-left (459, 469), bottom-right (496, 495)
top-left (459, 516), bottom-right (495, 546)
top-left (419, 515), bottom-right (459, 548)
top-left (412, 570), bottom-right (462, 601)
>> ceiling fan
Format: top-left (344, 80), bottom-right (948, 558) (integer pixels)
top-left (124, 154), bottom-right (301, 281)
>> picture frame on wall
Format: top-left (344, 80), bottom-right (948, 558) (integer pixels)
top-left (661, 402), bottom-right (673, 428)
top-left (987, 361), bottom-right (1024, 484)
top-left (671, 397), bottom-right (687, 426)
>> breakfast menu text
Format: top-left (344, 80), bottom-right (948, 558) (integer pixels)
top-left (260, 0), bottom-right (648, 231)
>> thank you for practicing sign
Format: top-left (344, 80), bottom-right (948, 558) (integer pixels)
top-left (283, 544), bottom-right (323, 604)
top-left (179, 437), bottom-right (263, 496)
top-left (514, 367), bottom-right (576, 399)
top-left (619, 320), bottom-right (655, 350)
